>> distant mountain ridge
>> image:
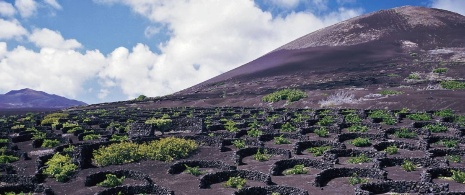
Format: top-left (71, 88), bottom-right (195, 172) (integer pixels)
top-left (0, 88), bottom-right (87, 109)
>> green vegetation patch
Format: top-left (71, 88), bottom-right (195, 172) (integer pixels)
top-left (384, 145), bottom-right (398, 155)
top-left (262, 89), bottom-right (307, 103)
top-left (274, 135), bottom-right (291, 145)
top-left (224, 176), bottom-right (246, 189)
top-left (44, 153), bottom-right (78, 182)
top-left (433, 68), bottom-right (448, 74)
top-left (351, 137), bottom-right (371, 147)
top-left (426, 124), bottom-right (448, 133)
top-left (232, 139), bottom-right (246, 149)
top-left (407, 113), bottom-right (431, 121)
top-left (283, 164), bottom-right (308, 175)
top-left (307, 146), bottom-right (331, 157)
top-left (314, 127), bottom-right (329, 137)
top-left (394, 128), bottom-right (417, 139)
top-left (347, 154), bottom-right (371, 164)
top-left (401, 160), bottom-right (416, 172)
top-left (440, 80), bottom-right (465, 89)
top-left (253, 149), bottom-right (271, 161)
top-left (97, 174), bottom-right (125, 187)
top-left (184, 165), bottom-right (203, 176)
top-left (349, 173), bottom-right (369, 185)
top-left (42, 139), bottom-right (60, 148)
top-left (0, 153), bottom-right (19, 164)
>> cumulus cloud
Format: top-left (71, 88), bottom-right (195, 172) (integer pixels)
top-left (0, 2), bottom-right (16, 17)
top-left (44, 0), bottom-right (62, 10)
top-left (15, 0), bottom-right (38, 18)
top-left (29, 28), bottom-right (82, 50)
top-left (0, 41), bottom-right (106, 98)
top-left (431, 0), bottom-right (465, 15)
top-left (0, 19), bottom-right (27, 40)
top-left (94, 0), bottom-right (362, 98)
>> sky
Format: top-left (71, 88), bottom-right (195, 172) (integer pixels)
top-left (0, 0), bottom-right (464, 104)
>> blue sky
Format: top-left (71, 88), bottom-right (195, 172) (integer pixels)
top-left (0, 0), bottom-right (464, 104)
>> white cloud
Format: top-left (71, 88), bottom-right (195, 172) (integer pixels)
top-left (44, 0), bottom-right (62, 10)
top-left (144, 25), bottom-right (161, 38)
top-left (94, 0), bottom-right (362, 98)
top-left (29, 28), bottom-right (82, 50)
top-left (431, 0), bottom-right (465, 16)
top-left (0, 19), bottom-right (27, 40)
top-left (97, 89), bottom-right (110, 99)
top-left (0, 42), bottom-right (106, 98)
top-left (0, 2), bottom-right (16, 17)
top-left (15, 0), bottom-right (37, 18)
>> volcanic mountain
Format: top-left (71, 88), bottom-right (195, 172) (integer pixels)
top-left (0, 88), bottom-right (87, 110)
top-left (93, 6), bottom-right (465, 111)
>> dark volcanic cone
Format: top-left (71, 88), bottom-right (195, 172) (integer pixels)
top-left (94, 6), bottom-right (465, 112)
top-left (0, 88), bottom-right (87, 110)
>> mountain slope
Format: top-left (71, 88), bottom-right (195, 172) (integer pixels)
top-left (0, 88), bottom-right (87, 109)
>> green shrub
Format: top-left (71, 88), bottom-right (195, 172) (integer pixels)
top-left (317, 115), bottom-right (334, 126)
top-left (0, 138), bottom-right (9, 143)
top-left (447, 155), bottom-right (462, 163)
top-left (348, 173), bottom-right (368, 185)
top-left (394, 128), bottom-right (417, 139)
top-left (11, 124), bottom-right (25, 130)
top-left (368, 110), bottom-right (396, 125)
top-left (345, 113), bottom-right (362, 124)
top-left (283, 164), bottom-right (308, 175)
top-left (451, 170), bottom-right (465, 183)
top-left (314, 127), bottom-right (329, 137)
top-left (307, 146), bottom-right (331, 157)
top-left (262, 89), bottom-right (307, 103)
top-left (274, 135), bottom-right (291, 145)
top-left (135, 95), bottom-right (147, 101)
top-left (145, 118), bottom-right (172, 134)
top-left (63, 145), bottom-right (75, 153)
top-left (347, 154), bottom-right (371, 164)
top-left (232, 140), bottom-right (246, 149)
top-left (247, 129), bottom-right (263, 137)
top-left (281, 122), bottom-right (296, 132)
top-left (401, 160), bottom-right (416, 172)
top-left (224, 176), bottom-right (246, 189)
top-left (426, 124), bottom-right (448, 133)
top-left (407, 113), bottom-right (431, 121)
top-left (384, 145), bottom-right (398, 155)
top-left (41, 113), bottom-right (68, 125)
top-left (434, 109), bottom-right (455, 118)
top-left (225, 120), bottom-right (239, 132)
top-left (83, 134), bottom-right (101, 141)
top-left (67, 126), bottom-right (83, 133)
top-left (97, 174), bottom-right (125, 187)
top-left (380, 90), bottom-right (403, 95)
top-left (407, 72), bottom-right (421, 80)
top-left (441, 140), bottom-right (458, 148)
top-left (253, 149), bottom-right (271, 161)
top-left (42, 139), bottom-right (60, 148)
top-left (110, 134), bottom-right (129, 142)
top-left (347, 124), bottom-right (368, 133)
top-left (93, 137), bottom-right (198, 166)
top-left (184, 164), bottom-right (203, 176)
top-left (440, 81), bottom-right (465, 89)
top-left (351, 137), bottom-right (371, 147)
top-left (43, 153), bottom-right (77, 182)
top-left (32, 131), bottom-right (46, 140)
top-left (0, 153), bottom-right (19, 163)
top-left (433, 68), bottom-right (448, 74)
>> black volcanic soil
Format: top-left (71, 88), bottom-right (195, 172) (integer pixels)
top-left (2, 106), bottom-right (465, 194)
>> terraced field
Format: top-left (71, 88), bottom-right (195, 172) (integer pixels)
top-left (1, 107), bottom-right (465, 194)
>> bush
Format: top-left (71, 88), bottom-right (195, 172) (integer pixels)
top-left (93, 137), bottom-right (198, 166)
top-left (135, 95), bottom-right (147, 101)
top-left (434, 109), bottom-right (455, 118)
top-left (347, 154), bottom-right (371, 164)
top-left (83, 134), bottom-right (101, 141)
top-left (384, 145), bottom-right (398, 155)
top-left (274, 135), bottom-right (291, 145)
top-left (317, 115), bottom-right (334, 126)
top-left (41, 113), bottom-right (68, 125)
top-left (110, 134), bottom-right (129, 142)
top-left (32, 131), bottom-right (46, 140)
top-left (349, 173), bottom-right (368, 185)
top-left (232, 140), bottom-right (246, 149)
top-left (440, 80), bottom-right (465, 89)
top-left (225, 120), bottom-right (239, 132)
top-left (394, 128), bottom-right (417, 139)
top-left (368, 110), bottom-right (396, 125)
top-left (253, 149), bottom-right (271, 161)
top-left (401, 160), bottom-right (416, 172)
top-left (283, 164), bottom-right (308, 175)
top-left (380, 90), bottom-right (403, 95)
top-left (441, 140), bottom-right (458, 148)
top-left (63, 145), bottom-right (75, 153)
top-left (351, 137), bottom-right (371, 147)
top-left (347, 124), bottom-right (368, 133)
top-left (433, 68), bottom-right (448, 74)
top-left (262, 89), bottom-right (307, 103)
top-left (447, 155), bottom-right (462, 163)
top-left (407, 113), bottom-right (431, 121)
top-left (426, 124), bottom-right (448, 133)
top-left (345, 113), bottom-right (362, 124)
top-left (451, 170), bottom-right (465, 183)
top-left (314, 127), bottom-right (329, 137)
top-left (247, 129), bottom-right (263, 137)
top-left (42, 139), bottom-right (60, 148)
top-left (280, 122), bottom-right (296, 132)
top-left (0, 153), bottom-right (19, 163)
top-left (97, 174), bottom-right (125, 187)
top-left (224, 176), bottom-right (246, 189)
top-left (307, 146), bottom-right (331, 156)
top-left (184, 164), bottom-right (203, 176)
top-left (0, 138), bottom-right (9, 143)
top-left (44, 153), bottom-right (77, 182)
top-left (145, 118), bottom-right (172, 134)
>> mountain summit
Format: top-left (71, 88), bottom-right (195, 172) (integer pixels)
top-left (0, 88), bottom-right (87, 109)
